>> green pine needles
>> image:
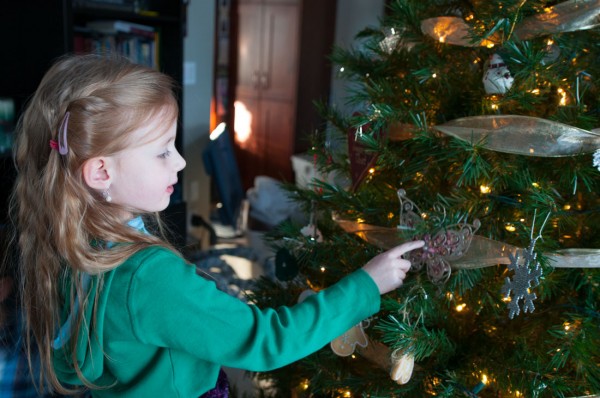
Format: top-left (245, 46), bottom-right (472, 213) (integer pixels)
top-left (252, 0), bottom-right (600, 396)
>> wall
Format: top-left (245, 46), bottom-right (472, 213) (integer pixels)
top-left (183, 0), bottom-right (215, 244)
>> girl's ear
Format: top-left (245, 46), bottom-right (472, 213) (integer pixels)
top-left (82, 157), bottom-right (113, 190)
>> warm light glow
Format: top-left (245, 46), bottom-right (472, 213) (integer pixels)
top-left (485, 42), bottom-right (495, 48)
top-left (491, 103), bottom-right (499, 110)
top-left (340, 67), bottom-right (345, 73)
top-left (481, 374), bottom-right (488, 384)
top-left (233, 101), bottom-right (252, 143)
top-left (438, 35), bottom-right (446, 43)
top-left (432, 73), bottom-right (437, 78)
top-left (368, 167), bottom-right (375, 174)
top-left (563, 204), bottom-right (571, 210)
top-left (558, 87), bottom-right (568, 106)
top-left (547, 39), bottom-right (554, 46)
top-left (320, 267), bottom-right (326, 272)
top-left (480, 185), bottom-right (491, 194)
top-left (455, 303), bottom-right (467, 312)
top-left (502, 296), bottom-right (511, 302)
top-left (532, 182), bottom-right (540, 188)
top-left (300, 380), bottom-right (310, 390)
top-left (465, 14), bottom-right (474, 21)
top-left (505, 224), bottom-right (516, 232)
top-left (343, 390), bottom-right (352, 397)
top-left (564, 322), bottom-right (571, 331)
top-left (529, 147), bottom-right (535, 154)
top-left (530, 88), bottom-right (540, 95)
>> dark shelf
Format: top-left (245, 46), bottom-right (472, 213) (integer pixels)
top-left (73, 7), bottom-right (180, 24)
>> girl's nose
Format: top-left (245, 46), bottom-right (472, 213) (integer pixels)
top-left (174, 149), bottom-right (186, 171)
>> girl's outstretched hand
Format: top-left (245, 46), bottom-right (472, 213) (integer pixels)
top-left (362, 240), bottom-right (425, 294)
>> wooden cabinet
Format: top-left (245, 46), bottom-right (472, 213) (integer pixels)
top-left (234, 0), bottom-right (300, 189)
top-left (233, 0), bottom-right (337, 190)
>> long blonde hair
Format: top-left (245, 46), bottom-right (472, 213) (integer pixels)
top-left (10, 54), bottom-right (179, 394)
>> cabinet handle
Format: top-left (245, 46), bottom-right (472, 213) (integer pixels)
top-left (260, 71), bottom-right (269, 90)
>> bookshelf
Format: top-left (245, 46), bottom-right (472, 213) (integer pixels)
top-left (0, 0), bottom-right (188, 248)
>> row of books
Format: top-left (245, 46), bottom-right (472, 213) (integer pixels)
top-left (74, 20), bottom-right (159, 69)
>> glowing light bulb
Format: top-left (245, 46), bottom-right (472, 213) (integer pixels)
top-left (558, 88), bottom-right (568, 106)
top-left (455, 303), bottom-right (467, 312)
top-left (480, 185), bottom-right (491, 194)
top-left (505, 224), bottom-right (516, 232)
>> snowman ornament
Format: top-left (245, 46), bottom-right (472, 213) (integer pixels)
top-left (482, 53), bottom-right (514, 94)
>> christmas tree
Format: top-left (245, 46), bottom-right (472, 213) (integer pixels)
top-left (249, 1), bottom-right (600, 396)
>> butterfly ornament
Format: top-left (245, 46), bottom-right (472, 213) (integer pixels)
top-left (397, 189), bottom-right (481, 284)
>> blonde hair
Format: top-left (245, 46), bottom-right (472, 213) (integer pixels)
top-left (10, 54), bottom-right (179, 394)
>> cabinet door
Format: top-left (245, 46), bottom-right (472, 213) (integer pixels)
top-left (233, 95), bottom-right (295, 185)
top-left (260, 98), bottom-right (295, 181)
top-left (260, 3), bottom-right (299, 100)
top-left (236, 2), bottom-right (264, 99)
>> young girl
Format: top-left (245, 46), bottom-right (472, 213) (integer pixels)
top-left (10, 54), bottom-right (424, 397)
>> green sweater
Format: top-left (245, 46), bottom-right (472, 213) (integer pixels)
top-left (53, 246), bottom-right (380, 397)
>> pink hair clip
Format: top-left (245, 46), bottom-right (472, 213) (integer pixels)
top-left (57, 112), bottom-right (70, 155)
top-left (49, 139), bottom-right (59, 150)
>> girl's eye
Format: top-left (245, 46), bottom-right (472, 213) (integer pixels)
top-left (158, 150), bottom-right (171, 159)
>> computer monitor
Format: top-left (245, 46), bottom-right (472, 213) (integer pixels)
top-left (202, 123), bottom-right (245, 229)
